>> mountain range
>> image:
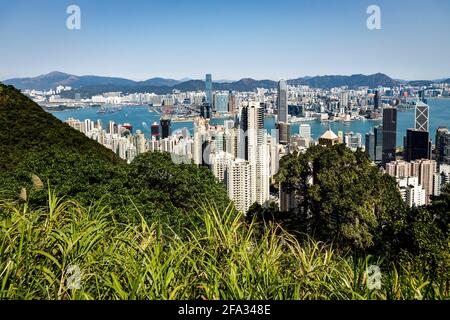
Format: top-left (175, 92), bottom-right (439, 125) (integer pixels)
top-left (2, 71), bottom-right (182, 91)
top-left (3, 71), bottom-right (450, 97)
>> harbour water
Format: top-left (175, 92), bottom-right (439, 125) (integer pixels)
top-left (49, 98), bottom-right (450, 146)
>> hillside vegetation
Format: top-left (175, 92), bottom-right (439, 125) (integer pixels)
top-left (0, 84), bottom-right (121, 172)
top-left (0, 193), bottom-right (447, 300)
top-left (0, 84), bottom-right (230, 231)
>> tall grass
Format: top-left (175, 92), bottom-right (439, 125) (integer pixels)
top-left (0, 191), bottom-right (447, 300)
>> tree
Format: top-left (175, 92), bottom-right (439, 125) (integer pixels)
top-left (277, 144), bottom-right (407, 252)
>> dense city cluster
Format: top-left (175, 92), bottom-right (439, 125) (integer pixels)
top-left (57, 75), bottom-right (450, 213)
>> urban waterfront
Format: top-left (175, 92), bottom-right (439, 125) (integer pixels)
top-left (50, 98), bottom-right (450, 146)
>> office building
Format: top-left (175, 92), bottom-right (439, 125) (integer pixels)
top-left (374, 125), bottom-right (383, 163)
top-left (160, 118), bottom-right (171, 139)
top-left (415, 101), bottom-right (429, 132)
top-left (205, 74), bottom-right (213, 106)
top-left (277, 79), bottom-right (288, 123)
top-left (404, 129), bottom-right (431, 161)
top-left (214, 93), bottom-right (229, 114)
top-left (374, 90), bottom-right (381, 111)
top-left (239, 105), bottom-right (249, 160)
top-left (277, 123), bottom-right (291, 145)
top-left (365, 131), bottom-right (375, 161)
top-left (151, 122), bottom-right (160, 140)
top-left (418, 89), bottom-right (427, 104)
top-left (435, 127), bottom-right (450, 164)
top-left (340, 91), bottom-right (349, 114)
top-left (228, 90), bottom-right (237, 114)
top-left (200, 102), bottom-right (212, 119)
top-left (382, 107), bottom-right (397, 164)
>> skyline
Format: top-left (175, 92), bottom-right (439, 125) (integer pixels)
top-left (1, 0), bottom-right (450, 81)
top-left (6, 70), bottom-right (450, 84)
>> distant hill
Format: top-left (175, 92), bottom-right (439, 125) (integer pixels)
top-left (0, 84), bottom-right (121, 171)
top-left (408, 80), bottom-right (435, 87)
top-left (3, 71), bottom-right (180, 91)
top-left (227, 78), bottom-right (277, 91)
top-left (288, 73), bottom-right (400, 89)
top-left (5, 71), bottom-right (449, 96)
top-left (138, 77), bottom-right (181, 87)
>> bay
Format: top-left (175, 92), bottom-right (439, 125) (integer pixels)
top-left (49, 98), bottom-right (450, 146)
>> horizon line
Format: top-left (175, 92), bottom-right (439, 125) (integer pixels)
top-left (2, 70), bottom-right (449, 83)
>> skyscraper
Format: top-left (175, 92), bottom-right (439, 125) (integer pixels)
top-left (365, 131), bottom-right (375, 161)
top-left (239, 105), bottom-right (249, 161)
top-left (228, 90), bottom-right (237, 114)
top-left (415, 101), bottom-right (429, 132)
top-left (374, 90), bottom-right (381, 111)
top-left (340, 91), bottom-right (349, 114)
top-left (134, 130), bottom-right (146, 155)
top-left (151, 122), bottom-right (160, 140)
top-left (277, 123), bottom-right (291, 145)
top-left (277, 79), bottom-right (288, 123)
top-left (374, 125), bottom-right (383, 163)
top-left (205, 74), bottom-right (213, 107)
top-left (435, 127), bottom-right (450, 164)
top-left (160, 117), bottom-right (171, 139)
top-left (404, 129), bottom-right (431, 161)
top-left (382, 107), bottom-right (397, 164)
top-left (247, 102), bottom-right (270, 206)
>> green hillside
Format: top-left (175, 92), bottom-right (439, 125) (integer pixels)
top-left (0, 84), bottom-right (121, 172)
top-left (0, 84), bottom-right (230, 231)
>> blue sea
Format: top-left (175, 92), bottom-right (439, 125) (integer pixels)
top-left (50, 98), bottom-right (450, 146)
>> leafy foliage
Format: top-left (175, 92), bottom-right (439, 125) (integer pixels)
top-left (276, 144), bottom-right (449, 286)
top-left (277, 144), bottom-right (407, 251)
top-left (0, 195), bottom-right (446, 300)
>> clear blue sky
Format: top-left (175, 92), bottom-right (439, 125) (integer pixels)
top-left (1, 0), bottom-right (450, 81)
